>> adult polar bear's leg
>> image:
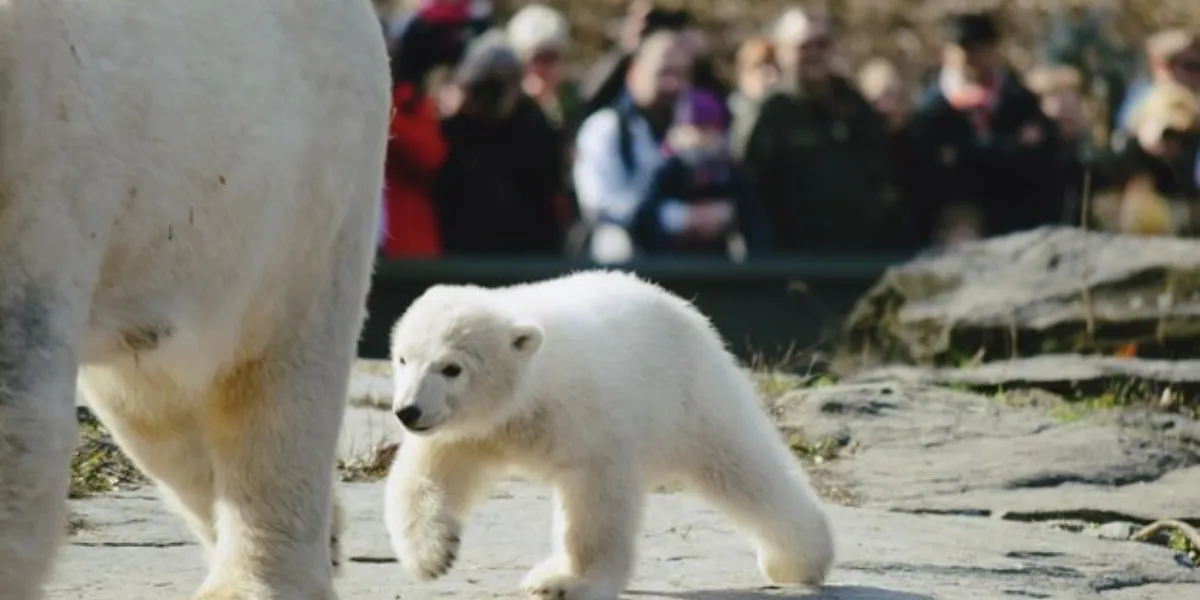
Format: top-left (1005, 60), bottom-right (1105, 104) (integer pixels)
top-left (0, 7), bottom-right (95, 594)
top-left (81, 374), bottom-right (349, 572)
top-left (0, 0), bottom-right (387, 595)
top-left (80, 374), bottom-right (219, 551)
top-left (192, 206), bottom-right (376, 599)
top-left (0, 292), bottom-right (81, 600)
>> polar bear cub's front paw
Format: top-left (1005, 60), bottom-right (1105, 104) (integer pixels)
top-left (521, 556), bottom-right (621, 600)
top-left (397, 512), bottom-right (462, 581)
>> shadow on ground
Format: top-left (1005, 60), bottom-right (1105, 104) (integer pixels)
top-left (628, 585), bottom-right (934, 600)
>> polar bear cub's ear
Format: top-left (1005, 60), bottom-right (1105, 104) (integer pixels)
top-left (510, 322), bottom-right (544, 357)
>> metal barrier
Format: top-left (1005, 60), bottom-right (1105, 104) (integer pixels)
top-left (359, 256), bottom-right (906, 365)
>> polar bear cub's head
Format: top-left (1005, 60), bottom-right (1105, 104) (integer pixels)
top-left (389, 284), bottom-right (544, 439)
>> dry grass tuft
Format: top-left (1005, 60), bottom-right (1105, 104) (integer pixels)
top-left (338, 441), bottom-right (400, 482)
top-left (70, 409), bottom-right (145, 499)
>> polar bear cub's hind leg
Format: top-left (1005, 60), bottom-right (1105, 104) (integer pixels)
top-left (680, 362), bottom-right (836, 587)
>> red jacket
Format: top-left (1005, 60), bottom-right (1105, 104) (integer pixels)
top-left (381, 83), bottom-right (446, 258)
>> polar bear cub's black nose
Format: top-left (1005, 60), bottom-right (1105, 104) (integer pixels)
top-left (395, 405), bottom-right (422, 428)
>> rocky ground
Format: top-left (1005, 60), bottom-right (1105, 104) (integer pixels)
top-left (52, 358), bottom-right (1200, 599)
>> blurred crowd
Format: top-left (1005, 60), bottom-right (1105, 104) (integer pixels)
top-left (375, 0), bottom-right (1200, 262)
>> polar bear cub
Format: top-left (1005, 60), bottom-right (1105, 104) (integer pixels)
top-left (384, 270), bottom-right (836, 600)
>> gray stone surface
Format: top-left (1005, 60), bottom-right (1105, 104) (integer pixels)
top-left (51, 479), bottom-right (1200, 599)
top-left (55, 370), bottom-right (1200, 599)
top-left (771, 383), bottom-right (1200, 525)
top-left (849, 355), bottom-right (1200, 402)
top-left (843, 226), bottom-right (1200, 361)
top-left (347, 369), bottom-right (393, 407)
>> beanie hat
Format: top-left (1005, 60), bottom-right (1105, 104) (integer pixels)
top-left (674, 89), bottom-right (726, 130)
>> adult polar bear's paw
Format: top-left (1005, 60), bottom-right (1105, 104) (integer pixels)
top-left (521, 556), bottom-right (623, 600)
top-left (396, 511), bottom-right (462, 581)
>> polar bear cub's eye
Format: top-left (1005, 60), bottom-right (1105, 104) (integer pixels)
top-left (397, 357), bottom-right (406, 366)
top-left (441, 363), bottom-right (462, 378)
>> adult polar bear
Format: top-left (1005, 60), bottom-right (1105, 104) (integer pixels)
top-left (385, 271), bottom-right (836, 600)
top-left (0, 0), bottom-right (389, 598)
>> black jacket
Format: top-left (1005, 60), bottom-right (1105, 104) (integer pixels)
top-left (907, 71), bottom-right (1064, 241)
top-left (434, 97), bottom-right (566, 255)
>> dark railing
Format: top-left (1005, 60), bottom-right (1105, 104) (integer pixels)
top-left (359, 255), bottom-right (907, 364)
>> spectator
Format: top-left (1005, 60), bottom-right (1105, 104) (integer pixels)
top-left (1115, 29), bottom-right (1200, 133)
top-left (1026, 64), bottom-right (1098, 224)
top-left (676, 17), bottom-right (730, 103)
top-left (572, 30), bottom-right (693, 263)
top-left (1043, 6), bottom-right (1135, 146)
top-left (907, 12), bottom-right (1062, 246)
top-left (1088, 81), bottom-right (1200, 235)
top-left (389, 0), bottom-right (493, 94)
top-left (857, 57), bottom-right (918, 220)
top-left (858, 58), bottom-right (909, 132)
top-left (507, 3), bottom-right (579, 129)
top-left (433, 31), bottom-right (567, 255)
top-left (376, 0), bottom-right (404, 44)
top-left (380, 23), bottom-right (451, 258)
top-left (631, 90), bottom-right (772, 258)
top-left (576, 4), bottom-right (727, 127)
top-left (728, 37), bottom-right (780, 161)
top-left (738, 8), bottom-right (911, 253)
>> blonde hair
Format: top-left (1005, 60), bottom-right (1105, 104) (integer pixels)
top-left (856, 58), bottom-right (902, 102)
top-left (1128, 81), bottom-right (1200, 135)
top-left (1146, 28), bottom-right (1200, 62)
top-left (506, 4), bottom-right (569, 62)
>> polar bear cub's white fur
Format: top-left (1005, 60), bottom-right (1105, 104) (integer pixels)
top-left (0, 0), bottom-right (389, 598)
top-left (384, 270), bottom-right (836, 600)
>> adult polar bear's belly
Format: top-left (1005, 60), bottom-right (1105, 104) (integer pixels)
top-left (30, 0), bottom-right (385, 382)
top-left (0, 1), bottom-right (389, 599)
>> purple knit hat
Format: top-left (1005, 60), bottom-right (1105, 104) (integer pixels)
top-left (674, 89), bottom-right (726, 129)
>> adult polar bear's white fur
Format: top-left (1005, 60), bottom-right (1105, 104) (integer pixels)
top-left (0, 0), bottom-right (389, 598)
top-left (384, 270), bottom-right (836, 600)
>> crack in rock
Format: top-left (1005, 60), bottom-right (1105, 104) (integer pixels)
top-left (70, 541), bottom-right (192, 548)
top-left (1000, 509), bottom-right (1200, 527)
top-left (348, 556), bottom-right (398, 564)
top-left (1089, 571), bottom-right (1199, 592)
top-left (837, 561), bottom-right (1086, 580)
top-left (890, 507), bottom-right (994, 518)
top-left (1005, 551), bottom-right (1068, 560)
top-left (1005, 470), bottom-right (1179, 490)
